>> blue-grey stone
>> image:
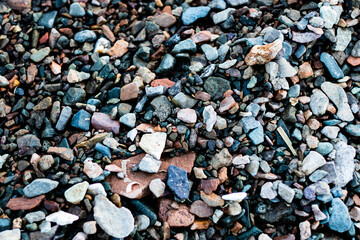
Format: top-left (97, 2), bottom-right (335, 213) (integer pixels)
top-left (63, 87), bottom-right (86, 106)
top-left (241, 116), bottom-right (260, 133)
top-left (331, 186), bottom-right (344, 198)
top-left (282, 41), bottom-right (292, 59)
top-left (95, 143), bottom-right (111, 159)
top-left (329, 198), bottom-right (352, 233)
top-left (56, 106), bottom-right (72, 131)
top-left (172, 92), bottom-right (197, 109)
top-left (317, 193), bottom-right (333, 203)
top-left (167, 165), bottom-right (190, 200)
top-left (0, 218), bottom-right (11, 231)
top-left (38, 11), bottom-right (58, 29)
top-left (69, 3), bottom-right (85, 17)
top-left (294, 45), bottom-right (307, 59)
top-left (264, 28), bottom-right (280, 43)
top-left (248, 126), bottom-right (264, 145)
top-left (71, 110), bottom-right (91, 131)
top-left (320, 52), bottom-right (344, 79)
top-left (23, 179), bottom-right (59, 198)
top-left (204, 77), bottom-right (231, 100)
top-left (288, 84), bottom-right (300, 98)
top-left (172, 39), bottom-right (197, 54)
top-left (74, 30), bottom-right (97, 42)
top-left (87, 99), bottom-right (102, 107)
top-left (208, 0), bottom-right (227, 10)
top-left (345, 124), bottom-right (360, 137)
top-left (316, 142), bottom-right (333, 156)
top-left (296, 11), bottom-right (318, 30)
top-left (181, 6), bottom-right (210, 25)
top-left (156, 54), bottom-right (176, 75)
top-left (309, 170), bottom-right (328, 182)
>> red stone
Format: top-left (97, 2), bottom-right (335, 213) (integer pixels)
top-left (199, 178), bottom-right (220, 195)
top-left (6, 195), bottom-right (45, 210)
top-left (43, 200), bottom-right (60, 212)
top-left (120, 82), bottom-right (138, 101)
top-left (158, 198), bottom-right (195, 227)
top-left (151, 79), bottom-right (175, 88)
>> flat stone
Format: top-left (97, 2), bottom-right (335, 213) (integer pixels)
top-left (333, 27), bottom-right (352, 52)
top-left (190, 200), bottom-right (214, 218)
top-left (71, 110), bottom-right (91, 131)
top-left (260, 182), bottom-right (277, 200)
top-left (209, 148), bottom-right (232, 170)
top-left (278, 182), bottom-right (295, 203)
top-left (120, 113), bottom-right (136, 128)
top-left (69, 3), bottom-right (85, 17)
top-left (30, 47), bottom-right (50, 62)
top-left (167, 165), bottom-right (190, 200)
top-left (56, 106), bottom-right (72, 131)
top-left (333, 141), bottom-right (356, 187)
top-left (203, 105), bottom-right (217, 132)
top-left (46, 210), bottom-right (79, 226)
top-left (38, 11), bottom-right (57, 29)
top-left (212, 8), bottom-right (235, 24)
top-left (23, 179), bottom-right (59, 198)
top-left (200, 191), bottom-right (224, 207)
top-left (172, 92), bottom-right (198, 109)
top-left (108, 39), bottom-right (129, 57)
top-left (277, 58), bottom-right (297, 77)
top-left (0, 229), bottom-right (21, 240)
top-left (25, 211), bottom-right (46, 223)
top-left (84, 159), bottom-right (103, 179)
top-left (6, 195), bottom-right (45, 211)
top-left (120, 82), bottom-right (138, 101)
top-left (310, 89), bottom-right (329, 116)
top-left (74, 30), bottom-right (97, 42)
top-left (149, 178), bottom-right (165, 198)
top-left (154, 13), bottom-right (176, 28)
top-left (47, 147), bottom-right (74, 161)
top-left (94, 194), bottom-right (134, 238)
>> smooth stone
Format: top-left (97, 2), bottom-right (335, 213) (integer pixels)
top-left (276, 58), bottom-right (297, 77)
top-left (25, 211), bottom-right (46, 223)
top-left (278, 182), bottom-right (295, 203)
top-left (74, 30), bottom-right (97, 42)
top-left (172, 92), bottom-right (198, 108)
top-left (212, 8), bottom-right (235, 24)
top-left (94, 143), bottom-right (111, 159)
top-left (333, 27), bottom-right (352, 52)
top-left (201, 44), bottom-right (218, 61)
top-left (119, 113), bottom-right (136, 128)
top-left (0, 229), bottom-right (21, 240)
top-left (23, 179), bottom-right (59, 198)
top-left (345, 124), bottom-right (360, 137)
top-left (310, 89), bottom-right (329, 116)
top-left (69, 3), bottom-right (85, 17)
top-left (156, 54), bottom-right (176, 75)
top-left (93, 195), bottom-right (134, 238)
top-left (177, 108), bottom-right (197, 123)
top-left (149, 178), bottom-right (165, 198)
top-left (203, 105), bottom-right (217, 132)
top-left (316, 142), bottom-right (333, 156)
top-left (320, 53), bottom-right (344, 79)
top-left (320, 6), bottom-right (338, 29)
top-left (30, 47), bottom-right (50, 62)
top-left (333, 141), bottom-right (356, 187)
top-left (38, 11), bottom-right (57, 29)
top-left (63, 87), bottom-right (86, 106)
top-left (172, 39), bottom-right (197, 54)
top-left (209, 148), bottom-right (232, 170)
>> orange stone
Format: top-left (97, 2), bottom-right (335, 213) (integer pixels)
top-left (106, 152), bottom-right (196, 199)
top-left (245, 39), bottom-right (283, 66)
top-left (347, 56), bottom-right (360, 66)
top-left (218, 96), bottom-right (236, 113)
top-left (154, 13), bottom-right (176, 28)
top-left (6, 195), bottom-right (45, 210)
top-left (26, 63), bottom-right (38, 84)
top-left (108, 39), bottom-right (129, 58)
top-left (151, 78), bottom-right (175, 88)
top-left (102, 25), bottom-right (116, 42)
top-left (50, 61), bottom-right (61, 75)
top-left (190, 219), bottom-right (212, 230)
top-left (298, 62), bottom-right (313, 79)
top-left (200, 191), bottom-right (224, 207)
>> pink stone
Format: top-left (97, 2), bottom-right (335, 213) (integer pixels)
top-left (177, 108), bottom-right (197, 123)
top-left (91, 112), bottom-right (120, 135)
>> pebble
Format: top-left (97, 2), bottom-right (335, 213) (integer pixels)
top-left (329, 198), bottom-right (352, 232)
top-left (167, 165), bottom-right (190, 200)
top-left (139, 154), bottom-right (162, 173)
top-left (310, 89), bottom-right (329, 116)
top-left (139, 132), bottom-right (167, 159)
top-left (71, 110), bottom-right (91, 131)
top-left (69, 3), bottom-right (85, 17)
top-left (120, 113), bottom-right (136, 128)
top-left (91, 112), bottom-right (120, 135)
top-left (38, 11), bottom-right (57, 29)
top-left (74, 30), bottom-right (97, 42)
top-left (0, 229), bottom-right (21, 240)
top-left (245, 39), bottom-right (283, 66)
top-left (333, 141), bottom-right (356, 187)
top-left (93, 194), bottom-right (134, 238)
top-left (320, 53), bottom-right (344, 79)
top-left (182, 7), bottom-right (211, 25)
top-left (149, 178), bottom-right (165, 198)
top-left (64, 181), bottom-right (89, 204)
top-left (83, 221), bottom-right (97, 235)
top-left (278, 182), bottom-right (295, 203)
top-left (177, 108), bottom-right (197, 123)
top-left (23, 179), bottom-right (59, 198)
top-left (46, 211), bottom-right (79, 226)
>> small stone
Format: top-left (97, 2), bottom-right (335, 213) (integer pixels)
top-left (46, 211), bottom-right (79, 226)
top-left (120, 82), bottom-right (138, 101)
top-left (182, 6), bottom-right (211, 25)
top-left (23, 179), bottom-right (59, 198)
top-left (320, 53), bottom-right (344, 79)
top-left (139, 154), bottom-right (162, 173)
top-left (135, 215), bottom-right (150, 231)
top-left (69, 3), bottom-right (85, 17)
top-left (154, 13), bottom-right (177, 28)
top-left (333, 141), bottom-right (356, 187)
top-left (0, 76), bottom-right (9, 87)
top-left (30, 47), bottom-right (50, 62)
top-left (329, 198), bottom-right (352, 232)
top-left (277, 58), bottom-right (297, 77)
top-left (71, 110), bottom-right (91, 131)
top-left (139, 132), bottom-right (167, 159)
top-left (204, 77), bottom-right (231, 100)
top-left (200, 191), bottom-right (224, 207)
top-left (158, 198), bottom-right (194, 227)
top-left (245, 39), bottom-right (283, 66)
top-left (298, 62), bottom-right (313, 79)
top-left (260, 182), bottom-right (277, 200)
top-left (108, 39), bottom-right (129, 58)
top-left (74, 30), bottom-right (97, 42)
top-left (299, 221), bottom-right (311, 240)
top-left (321, 82), bottom-right (354, 122)
top-left (39, 155), bottom-right (54, 171)
top-left (320, 6), bottom-right (338, 28)
top-left (302, 151), bottom-right (326, 175)
top-left (38, 11), bottom-right (57, 29)
top-left (120, 113), bottom-right (136, 128)
top-left (167, 165), bottom-right (190, 200)
top-left (47, 147), bottom-right (74, 161)
top-left (6, 195), bottom-right (45, 211)
top-left (201, 44), bottom-right (218, 61)
top-left (278, 182), bottom-right (295, 203)
top-left (172, 39), bottom-right (197, 54)
top-left (83, 159), bottom-right (103, 179)
top-left (190, 200), bottom-right (214, 218)
top-left (91, 112), bottom-right (120, 135)
top-left (0, 229), bottom-right (21, 240)
top-left (94, 194), bottom-right (134, 238)
top-left (25, 211), bottom-right (46, 224)
top-left (177, 108), bottom-right (197, 123)
top-left (149, 178), bottom-right (165, 198)
top-left (310, 89), bottom-right (329, 116)
top-left (83, 221), bottom-right (97, 235)
top-left (64, 181), bottom-right (89, 204)
top-left (212, 8), bottom-right (235, 24)
top-left (172, 92), bottom-right (198, 109)
top-left (209, 148), bottom-right (232, 170)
